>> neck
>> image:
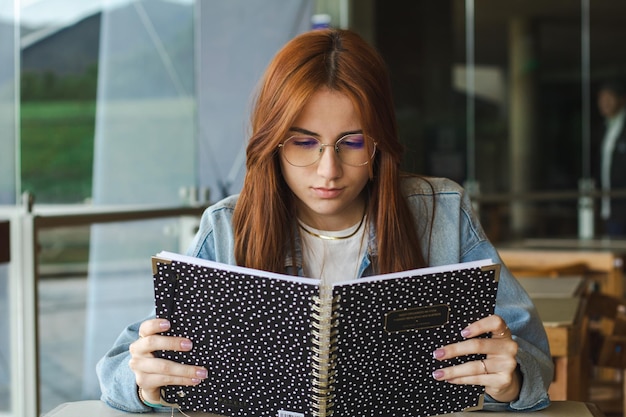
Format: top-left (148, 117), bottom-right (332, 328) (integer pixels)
top-left (299, 211), bottom-right (366, 241)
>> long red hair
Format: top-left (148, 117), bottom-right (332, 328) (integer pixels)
top-left (233, 29), bottom-right (425, 274)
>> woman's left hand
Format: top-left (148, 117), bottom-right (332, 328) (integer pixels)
top-left (431, 314), bottom-right (521, 403)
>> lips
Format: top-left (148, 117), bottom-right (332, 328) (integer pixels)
top-left (312, 187), bottom-right (343, 198)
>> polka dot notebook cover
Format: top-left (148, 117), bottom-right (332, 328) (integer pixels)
top-left (151, 251), bottom-right (500, 417)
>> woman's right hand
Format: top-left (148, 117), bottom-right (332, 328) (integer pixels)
top-left (128, 318), bottom-right (208, 406)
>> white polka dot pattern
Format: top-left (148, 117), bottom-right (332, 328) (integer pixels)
top-left (331, 266), bottom-right (499, 417)
top-left (153, 259), bottom-right (318, 416)
top-left (152, 255), bottom-right (498, 417)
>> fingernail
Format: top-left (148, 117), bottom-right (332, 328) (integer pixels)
top-left (461, 328), bottom-right (471, 338)
top-left (432, 370), bottom-right (445, 380)
top-left (160, 320), bottom-right (170, 330)
top-left (180, 340), bottom-right (193, 350)
top-left (196, 369), bottom-right (208, 379)
top-left (191, 378), bottom-right (202, 384)
top-left (433, 349), bottom-right (445, 359)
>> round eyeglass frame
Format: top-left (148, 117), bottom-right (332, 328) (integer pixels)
top-left (278, 134), bottom-right (377, 167)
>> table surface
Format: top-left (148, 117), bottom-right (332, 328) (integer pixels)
top-left (516, 276), bottom-right (584, 327)
top-left (518, 276), bottom-right (585, 298)
top-left (533, 297), bottom-right (582, 327)
top-left (44, 400), bottom-right (604, 417)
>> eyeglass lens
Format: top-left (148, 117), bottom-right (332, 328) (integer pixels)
top-left (280, 134), bottom-right (375, 167)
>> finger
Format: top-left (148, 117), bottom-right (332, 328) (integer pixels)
top-left (432, 359), bottom-right (487, 382)
top-left (132, 357), bottom-right (208, 387)
top-left (433, 357), bottom-right (517, 383)
top-left (129, 334), bottom-right (194, 359)
top-left (138, 319), bottom-right (171, 338)
top-left (433, 336), bottom-right (517, 361)
top-left (475, 356), bottom-right (518, 376)
top-left (443, 364), bottom-right (519, 395)
top-left (461, 314), bottom-right (510, 339)
top-left (479, 358), bottom-right (488, 375)
top-left (439, 370), bottom-right (507, 387)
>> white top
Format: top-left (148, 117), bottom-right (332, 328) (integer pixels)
top-left (299, 218), bottom-right (368, 285)
top-left (601, 108), bottom-right (626, 219)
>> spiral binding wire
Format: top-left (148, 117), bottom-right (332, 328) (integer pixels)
top-left (310, 293), bottom-right (341, 417)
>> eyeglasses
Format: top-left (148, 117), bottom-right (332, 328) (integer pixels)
top-left (278, 133), bottom-right (377, 167)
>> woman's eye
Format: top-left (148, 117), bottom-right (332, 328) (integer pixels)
top-left (340, 135), bottom-right (365, 149)
top-left (291, 137), bottom-right (319, 148)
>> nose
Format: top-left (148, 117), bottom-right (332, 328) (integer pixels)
top-left (316, 144), bottom-right (342, 179)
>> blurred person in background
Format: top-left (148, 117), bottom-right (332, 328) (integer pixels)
top-left (595, 80), bottom-right (626, 237)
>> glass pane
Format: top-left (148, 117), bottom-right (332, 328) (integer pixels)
top-left (20, 1), bottom-right (100, 204)
top-left (0, 0), bottom-right (17, 412)
top-left (38, 260), bottom-right (87, 411)
top-left (375, 1), bottom-right (626, 240)
top-left (454, 2), bottom-right (578, 239)
top-left (589, 0), bottom-right (626, 238)
top-left (38, 217), bottom-right (186, 414)
top-left (85, 0), bottom-right (197, 405)
top-left (93, 0), bottom-right (196, 205)
top-left (21, 0), bottom-right (198, 413)
top-left (196, 0), bottom-right (313, 200)
top-left (0, 263), bottom-right (9, 412)
top-left (0, 1), bottom-right (17, 204)
top-left (453, 1), bottom-right (584, 240)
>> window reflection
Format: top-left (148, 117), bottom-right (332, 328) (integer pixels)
top-left (381, 0), bottom-right (626, 241)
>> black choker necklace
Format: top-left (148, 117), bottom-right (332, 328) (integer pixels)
top-left (298, 213), bottom-right (366, 241)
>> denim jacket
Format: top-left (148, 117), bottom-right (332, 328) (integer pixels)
top-left (97, 176), bottom-right (553, 413)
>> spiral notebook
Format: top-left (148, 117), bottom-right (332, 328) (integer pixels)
top-left (151, 251), bottom-right (500, 417)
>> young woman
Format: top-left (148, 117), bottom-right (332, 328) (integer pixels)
top-left (97, 28), bottom-right (553, 413)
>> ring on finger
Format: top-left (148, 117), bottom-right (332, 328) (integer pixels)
top-left (480, 359), bottom-right (488, 374)
top-left (480, 359), bottom-right (489, 375)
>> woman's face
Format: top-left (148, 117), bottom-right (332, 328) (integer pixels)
top-left (279, 88), bottom-right (371, 231)
top-left (598, 88), bottom-right (625, 118)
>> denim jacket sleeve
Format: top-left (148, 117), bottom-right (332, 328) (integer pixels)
top-left (402, 176), bottom-right (553, 411)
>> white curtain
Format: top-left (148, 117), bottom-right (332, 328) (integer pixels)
top-left (83, 0), bottom-right (313, 400)
top-left (0, 3), bottom-right (18, 411)
top-left (196, 0), bottom-right (313, 199)
top-left (83, 0), bottom-right (196, 399)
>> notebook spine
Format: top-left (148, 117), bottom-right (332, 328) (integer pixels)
top-left (310, 292), bottom-right (340, 417)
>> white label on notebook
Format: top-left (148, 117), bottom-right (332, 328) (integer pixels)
top-left (278, 411), bottom-right (304, 417)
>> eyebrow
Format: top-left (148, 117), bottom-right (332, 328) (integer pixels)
top-left (289, 127), bottom-right (363, 140)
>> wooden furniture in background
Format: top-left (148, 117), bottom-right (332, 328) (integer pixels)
top-left (518, 275), bottom-right (589, 401)
top-left (532, 292), bottom-right (587, 401)
top-left (582, 292), bottom-right (626, 417)
top-left (498, 248), bottom-right (624, 299)
top-left (498, 248), bottom-right (626, 415)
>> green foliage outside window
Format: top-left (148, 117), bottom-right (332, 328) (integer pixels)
top-left (20, 67), bottom-right (97, 203)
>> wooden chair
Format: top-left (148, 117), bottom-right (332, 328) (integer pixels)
top-left (582, 292), bottom-right (626, 416)
top-left (498, 248), bottom-right (624, 298)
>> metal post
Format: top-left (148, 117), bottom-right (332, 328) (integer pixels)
top-left (578, 178), bottom-right (595, 240)
top-left (8, 209), bottom-right (39, 417)
top-left (465, 0), bottom-right (476, 185)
